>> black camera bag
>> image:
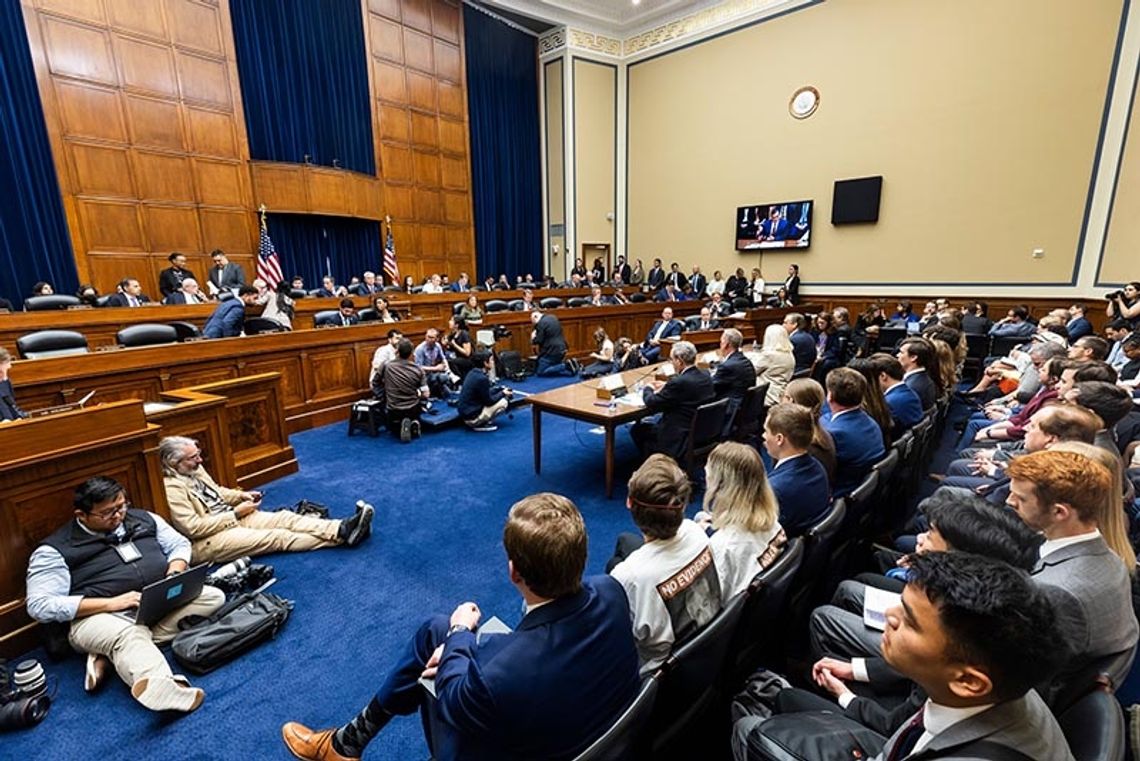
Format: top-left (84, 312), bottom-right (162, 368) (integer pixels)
top-left (171, 592), bottom-right (292, 674)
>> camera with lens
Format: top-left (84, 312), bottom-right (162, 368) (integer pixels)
top-left (0, 659), bottom-right (51, 732)
top-left (206, 556), bottom-right (275, 596)
top-left (1106, 290), bottom-right (1124, 300)
top-left (492, 325), bottom-right (512, 340)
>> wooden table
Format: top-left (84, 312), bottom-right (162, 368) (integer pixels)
top-left (527, 364), bottom-right (665, 498)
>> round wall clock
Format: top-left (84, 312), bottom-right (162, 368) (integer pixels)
top-left (789, 86), bottom-right (820, 119)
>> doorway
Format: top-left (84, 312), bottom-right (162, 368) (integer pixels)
top-left (580, 243), bottom-right (611, 280)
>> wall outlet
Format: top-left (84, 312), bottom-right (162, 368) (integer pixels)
top-left (552, 244), bottom-right (559, 255)
top-left (1032, 248), bottom-right (1044, 259)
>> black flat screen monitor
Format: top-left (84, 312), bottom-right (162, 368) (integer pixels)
top-left (735, 201), bottom-right (812, 250)
top-left (832, 176), bottom-right (882, 224)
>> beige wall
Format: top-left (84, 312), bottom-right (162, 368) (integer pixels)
top-left (545, 59), bottom-right (565, 274)
top-left (1101, 74), bottom-right (1140, 286)
top-left (627, 0), bottom-right (1124, 286)
top-left (574, 58), bottom-right (616, 266)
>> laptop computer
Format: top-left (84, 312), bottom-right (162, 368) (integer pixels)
top-left (134, 563), bottom-right (209, 627)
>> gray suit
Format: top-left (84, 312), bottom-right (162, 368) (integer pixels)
top-left (1032, 535), bottom-right (1138, 693)
top-left (873, 691), bottom-right (1073, 760)
top-left (208, 262), bottom-right (246, 292)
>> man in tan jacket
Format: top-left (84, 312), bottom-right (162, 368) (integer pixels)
top-left (159, 436), bottom-right (373, 564)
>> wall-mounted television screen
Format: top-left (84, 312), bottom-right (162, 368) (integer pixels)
top-left (735, 201), bottom-right (812, 250)
top-left (832, 176), bottom-right (882, 224)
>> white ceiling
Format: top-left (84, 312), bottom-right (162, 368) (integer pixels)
top-left (484, 0), bottom-right (721, 36)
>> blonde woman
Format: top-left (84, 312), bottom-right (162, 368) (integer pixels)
top-left (697, 442), bottom-right (785, 602)
top-left (749, 267), bottom-right (766, 306)
top-left (781, 378), bottom-right (838, 484)
top-left (1049, 441), bottom-right (1136, 573)
top-left (749, 323), bottom-right (795, 406)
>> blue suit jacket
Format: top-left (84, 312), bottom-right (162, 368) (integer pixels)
top-left (883, 382), bottom-right (924, 437)
top-left (643, 318), bottom-right (683, 344)
top-left (430, 576), bottom-right (640, 760)
top-left (1066, 316), bottom-right (1093, 341)
top-left (202, 298), bottom-right (247, 338)
top-left (789, 330), bottom-right (816, 371)
top-left (903, 369), bottom-right (938, 410)
top-left (768, 454), bottom-right (831, 536)
top-left (821, 408), bottom-right (885, 498)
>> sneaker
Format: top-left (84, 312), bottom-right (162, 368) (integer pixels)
top-left (343, 502), bottom-right (374, 547)
top-left (410, 420), bottom-right (422, 439)
top-left (399, 417), bottom-right (412, 443)
top-left (566, 358), bottom-right (581, 375)
top-left (471, 424), bottom-right (498, 432)
top-left (131, 675), bottom-right (205, 712)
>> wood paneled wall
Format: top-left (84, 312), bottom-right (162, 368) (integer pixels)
top-left (22, 0), bottom-right (256, 298)
top-left (18, 0), bottom-right (477, 297)
top-left (364, 0), bottom-right (476, 282)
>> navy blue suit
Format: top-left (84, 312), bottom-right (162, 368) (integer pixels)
top-left (202, 298), bottom-right (247, 338)
top-left (904, 369), bottom-right (938, 410)
top-left (821, 408), bottom-right (885, 498)
top-left (883, 382), bottom-right (924, 439)
top-left (375, 576), bottom-right (640, 761)
top-left (1066, 316), bottom-right (1093, 341)
top-left (641, 319), bottom-right (683, 363)
top-left (789, 330), bottom-right (816, 372)
top-left (768, 454), bottom-right (831, 536)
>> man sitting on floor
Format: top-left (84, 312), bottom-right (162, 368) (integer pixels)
top-left (160, 436), bottom-right (372, 563)
top-left (609, 454), bottom-right (722, 674)
top-left (457, 350), bottom-right (512, 432)
top-left (382, 338), bottom-right (430, 442)
top-left (282, 493), bottom-right (640, 761)
top-left (25, 476), bottom-right (225, 711)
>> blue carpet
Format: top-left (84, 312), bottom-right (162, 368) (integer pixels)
top-left (5, 373), bottom-right (695, 760)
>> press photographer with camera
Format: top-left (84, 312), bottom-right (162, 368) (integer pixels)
top-left (1105, 281), bottom-right (1140, 326)
top-left (25, 476), bottom-right (224, 712)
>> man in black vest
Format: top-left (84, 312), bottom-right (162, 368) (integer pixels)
top-left (25, 476), bottom-right (224, 712)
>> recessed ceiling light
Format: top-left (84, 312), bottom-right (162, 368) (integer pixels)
top-left (632, 0), bottom-right (641, 5)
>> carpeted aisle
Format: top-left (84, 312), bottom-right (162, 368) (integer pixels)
top-left (5, 373), bottom-right (686, 760)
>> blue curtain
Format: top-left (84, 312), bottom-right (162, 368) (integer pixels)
top-left (463, 7), bottom-right (542, 280)
top-left (266, 214), bottom-right (382, 290)
top-left (230, 0), bottom-right (375, 174)
top-left (0, 1), bottom-right (77, 307)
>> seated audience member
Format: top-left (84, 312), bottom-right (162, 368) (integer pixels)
top-left (809, 488), bottom-right (1047, 668)
top-left (916, 301), bottom-right (939, 332)
top-left (654, 282), bottom-right (682, 303)
top-left (820, 368), bottom-right (886, 497)
top-left (707, 290), bottom-right (731, 318)
top-left (381, 338), bottom-right (429, 441)
top-left (1063, 380), bottom-right (1134, 453)
top-left (866, 352), bottom-right (924, 438)
top-left (106, 278), bottom-right (151, 307)
top-left (959, 300), bottom-right (992, 334)
top-left (1116, 333), bottom-right (1140, 383)
top-left (611, 287), bottom-right (630, 305)
top-left (458, 293), bottom-right (482, 325)
top-left (1005, 449), bottom-right (1139, 691)
top-left (581, 327), bottom-right (615, 379)
top-left (698, 442), bottom-right (785, 602)
top-left (736, 552), bottom-right (1075, 761)
top-left (283, 493), bottom-right (640, 761)
top-left (518, 287), bottom-right (536, 311)
top-left (712, 328), bottom-right (757, 418)
top-left (370, 329), bottom-right (403, 399)
top-left (31, 280), bottom-right (54, 296)
top-left (317, 276), bottom-right (348, 298)
top-left (1066, 303), bottom-right (1092, 340)
top-left (1068, 334), bottom-right (1110, 362)
top-left (449, 272), bottom-right (471, 292)
top-left (372, 295), bottom-right (399, 323)
top-left (1050, 441), bottom-right (1137, 572)
top-left (158, 252), bottom-right (197, 298)
top-left (440, 274), bottom-right (452, 289)
top-left (415, 328), bottom-right (451, 397)
top-left (783, 312), bottom-right (817, 373)
top-left (961, 355), bottom-right (1063, 449)
top-left (403, 275), bottom-right (418, 293)
top-left (613, 337), bottom-right (642, 371)
top-left (692, 307), bottom-right (719, 331)
top-left (253, 279), bottom-right (294, 329)
top-left (202, 285), bottom-right (259, 338)
top-left (326, 298), bottom-right (359, 327)
top-left (811, 312), bottom-right (842, 381)
top-left (207, 249), bottom-right (245, 295)
top-left (288, 275), bottom-right (304, 292)
top-left (0, 347), bottom-right (28, 421)
top-left (76, 283), bottom-right (99, 306)
top-left (896, 337), bottom-right (938, 409)
top-left (25, 476), bottom-right (224, 711)
top-left (441, 315), bottom-right (473, 379)
top-left (610, 455), bottom-right (720, 673)
top-left (587, 285), bottom-right (608, 307)
top-left (889, 300), bottom-right (918, 324)
top-left (988, 305), bottom-right (1035, 337)
top-left (630, 341), bottom-right (715, 460)
top-left (749, 324), bottom-right (795, 406)
top-left (357, 271), bottom-right (380, 295)
top-left (1106, 318), bottom-right (1133, 370)
top-left (421, 273), bottom-right (444, 294)
top-left (530, 308), bottom-right (579, 376)
top-left (846, 358), bottom-right (894, 447)
top-left (457, 350), bottom-right (512, 432)
top-left (781, 378), bottom-right (838, 484)
top-left (641, 306), bottom-right (684, 363)
top-left (163, 277), bottom-right (207, 305)
top-left (762, 403), bottom-right (831, 534)
top-left (160, 437), bottom-right (372, 563)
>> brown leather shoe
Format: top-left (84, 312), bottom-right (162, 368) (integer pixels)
top-left (281, 723), bottom-right (359, 761)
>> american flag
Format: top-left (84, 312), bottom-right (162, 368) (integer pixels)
top-left (257, 210), bottom-right (283, 289)
top-left (383, 216), bottom-right (399, 284)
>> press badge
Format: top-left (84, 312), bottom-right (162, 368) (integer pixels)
top-left (114, 541), bottom-right (142, 563)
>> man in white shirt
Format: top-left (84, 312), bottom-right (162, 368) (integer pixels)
top-left (610, 454), bottom-right (721, 674)
top-left (370, 329), bottom-right (403, 395)
top-left (421, 274), bottom-right (444, 294)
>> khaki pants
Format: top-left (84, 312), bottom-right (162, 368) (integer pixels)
top-left (69, 586), bottom-right (225, 689)
top-left (191, 509), bottom-right (343, 564)
top-left (466, 397), bottom-right (509, 427)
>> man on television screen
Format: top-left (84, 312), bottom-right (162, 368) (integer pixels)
top-left (758, 207), bottom-right (791, 242)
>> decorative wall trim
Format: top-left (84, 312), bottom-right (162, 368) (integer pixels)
top-left (624, 0), bottom-right (799, 57)
top-left (567, 29), bottom-right (622, 57)
top-left (539, 28), bottom-right (565, 55)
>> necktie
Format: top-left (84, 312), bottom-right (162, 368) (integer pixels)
top-left (128, 296), bottom-right (137, 307)
top-left (887, 711), bottom-right (925, 761)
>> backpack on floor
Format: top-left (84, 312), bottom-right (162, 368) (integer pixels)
top-left (171, 592), bottom-right (293, 674)
top-left (498, 350), bottom-right (528, 381)
top-left (735, 711), bottom-right (885, 761)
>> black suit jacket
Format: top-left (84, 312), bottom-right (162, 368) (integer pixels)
top-left (783, 275), bottom-right (800, 303)
top-left (647, 267), bottom-right (665, 289)
top-left (159, 267), bottom-right (197, 297)
top-left (533, 314), bottom-right (568, 359)
top-left (616, 263), bottom-right (631, 283)
top-left (690, 274), bottom-right (707, 297)
top-left (904, 370), bottom-right (938, 410)
top-left (666, 270), bottom-right (688, 290)
top-left (712, 350), bottom-right (755, 408)
top-left (105, 292), bottom-right (151, 307)
top-left (642, 366), bottom-right (715, 460)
